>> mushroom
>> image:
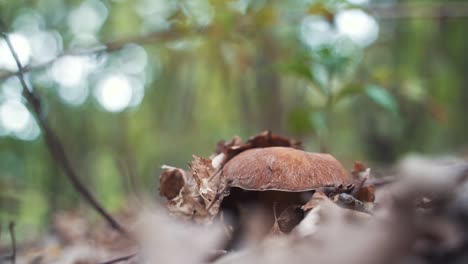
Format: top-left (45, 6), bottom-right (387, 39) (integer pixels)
top-left (218, 147), bottom-right (351, 246)
top-left (222, 146), bottom-right (351, 191)
top-left (159, 133), bottom-right (353, 243)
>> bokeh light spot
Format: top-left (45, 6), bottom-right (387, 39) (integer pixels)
top-left (29, 31), bottom-right (63, 64)
top-left (51, 55), bottom-right (96, 87)
top-left (335, 9), bottom-right (379, 47)
top-left (68, 0), bottom-right (108, 35)
top-left (0, 100), bottom-right (35, 139)
top-left (95, 75), bottom-right (133, 112)
top-left (58, 83), bottom-right (90, 106)
top-left (300, 16), bottom-right (337, 49)
top-left (347, 0), bottom-right (369, 5)
top-left (0, 33), bottom-right (31, 71)
top-left (117, 44), bottom-right (148, 75)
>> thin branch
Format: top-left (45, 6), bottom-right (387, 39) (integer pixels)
top-left (1, 30), bottom-right (129, 237)
top-left (8, 222), bottom-right (16, 264)
top-left (367, 2), bottom-right (468, 20)
top-left (98, 253), bottom-right (137, 264)
top-left (0, 26), bottom-right (186, 81)
top-left (206, 179), bottom-right (233, 211)
top-left (1, 2), bottom-right (467, 81)
top-left (365, 176), bottom-right (397, 187)
top-left (1, 1), bottom-right (468, 80)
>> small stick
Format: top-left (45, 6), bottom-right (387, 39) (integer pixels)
top-left (207, 167), bottom-right (223, 183)
top-left (206, 179), bottom-right (232, 211)
top-left (98, 253), bottom-right (137, 264)
top-left (9, 221), bottom-right (16, 264)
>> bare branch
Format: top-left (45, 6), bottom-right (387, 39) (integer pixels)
top-left (1, 2), bottom-right (466, 81)
top-left (0, 26), bottom-right (186, 81)
top-left (1, 30), bottom-right (129, 237)
top-left (367, 2), bottom-right (468, 19)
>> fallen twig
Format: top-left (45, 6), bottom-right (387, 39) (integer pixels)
top-left (1, 26), bottom-right (128, 237)
top-left (8, 222), bottom-right (16, 264)
top-left (98, 253), bottom-right (137, 264)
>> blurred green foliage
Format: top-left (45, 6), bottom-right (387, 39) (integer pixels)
top-left (0, 0), bottom-right (467, 238)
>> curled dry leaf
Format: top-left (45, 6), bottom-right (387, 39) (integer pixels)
top-left (355, 185), bottom-right (376, 203)
top-left (189, 155), bottom-right (218, 202)
top-left (159, 165), bottom-right (186, 200)
top-left (275, 205), bottom-right (305, 234)
top-left (213, 130), bottom-right (303, 168)
top-left (351, 161), bottom-right (369, 180)
top-left (350, 161), bottom-right (376, 203)
top-left (270, 204), bottom-right (305, 235)
top-left (159, 165), bottom-right (214, 222)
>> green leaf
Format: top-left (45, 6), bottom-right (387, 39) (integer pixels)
top-left (365, 85), bottom-right (398, 115)
top-left (334, 83), bottom-right (364, 104)
top-left (280, 60), bottom-right (326, 95)
top-left (284, 60), bottom-right (314, 82)
top-left (287, 105), bottom-right (314, 135)
top-left (310, 111), bottom-right (327, 133)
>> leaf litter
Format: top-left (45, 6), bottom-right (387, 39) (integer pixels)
top-left (8, 131), bottom-right (468, 264)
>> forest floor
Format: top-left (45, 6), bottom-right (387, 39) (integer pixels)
top-left (2, 132), bottom-right (468, 264)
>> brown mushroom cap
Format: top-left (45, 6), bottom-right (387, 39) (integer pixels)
top-left (222, 147), bottom-right (351, 191)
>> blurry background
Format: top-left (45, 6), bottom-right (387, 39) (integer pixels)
top-left (0, 0), bottom-right (467, 239)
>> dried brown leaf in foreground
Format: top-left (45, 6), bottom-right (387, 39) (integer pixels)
top-left (159, 166), bottom-right (186, 200)
top-left (134, 207), bottom-right (225, 264)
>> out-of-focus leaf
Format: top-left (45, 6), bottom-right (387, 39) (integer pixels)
top-left (313, 46), bottom-right (352, 74)
top-left (333, 83), bottom-right (363, 104)
top-left (287, 105), bottom-right (314, 135)
top-left (365, 85), bottom-right (398, 115)
top-left (280, 60), bottom-right (326, 95)
top-left (282, 60), bottom-right (314, 82)
top-left (307, 2), bottom-right (334, 22)
top-left (310, 111), bottom-right (327, 132)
